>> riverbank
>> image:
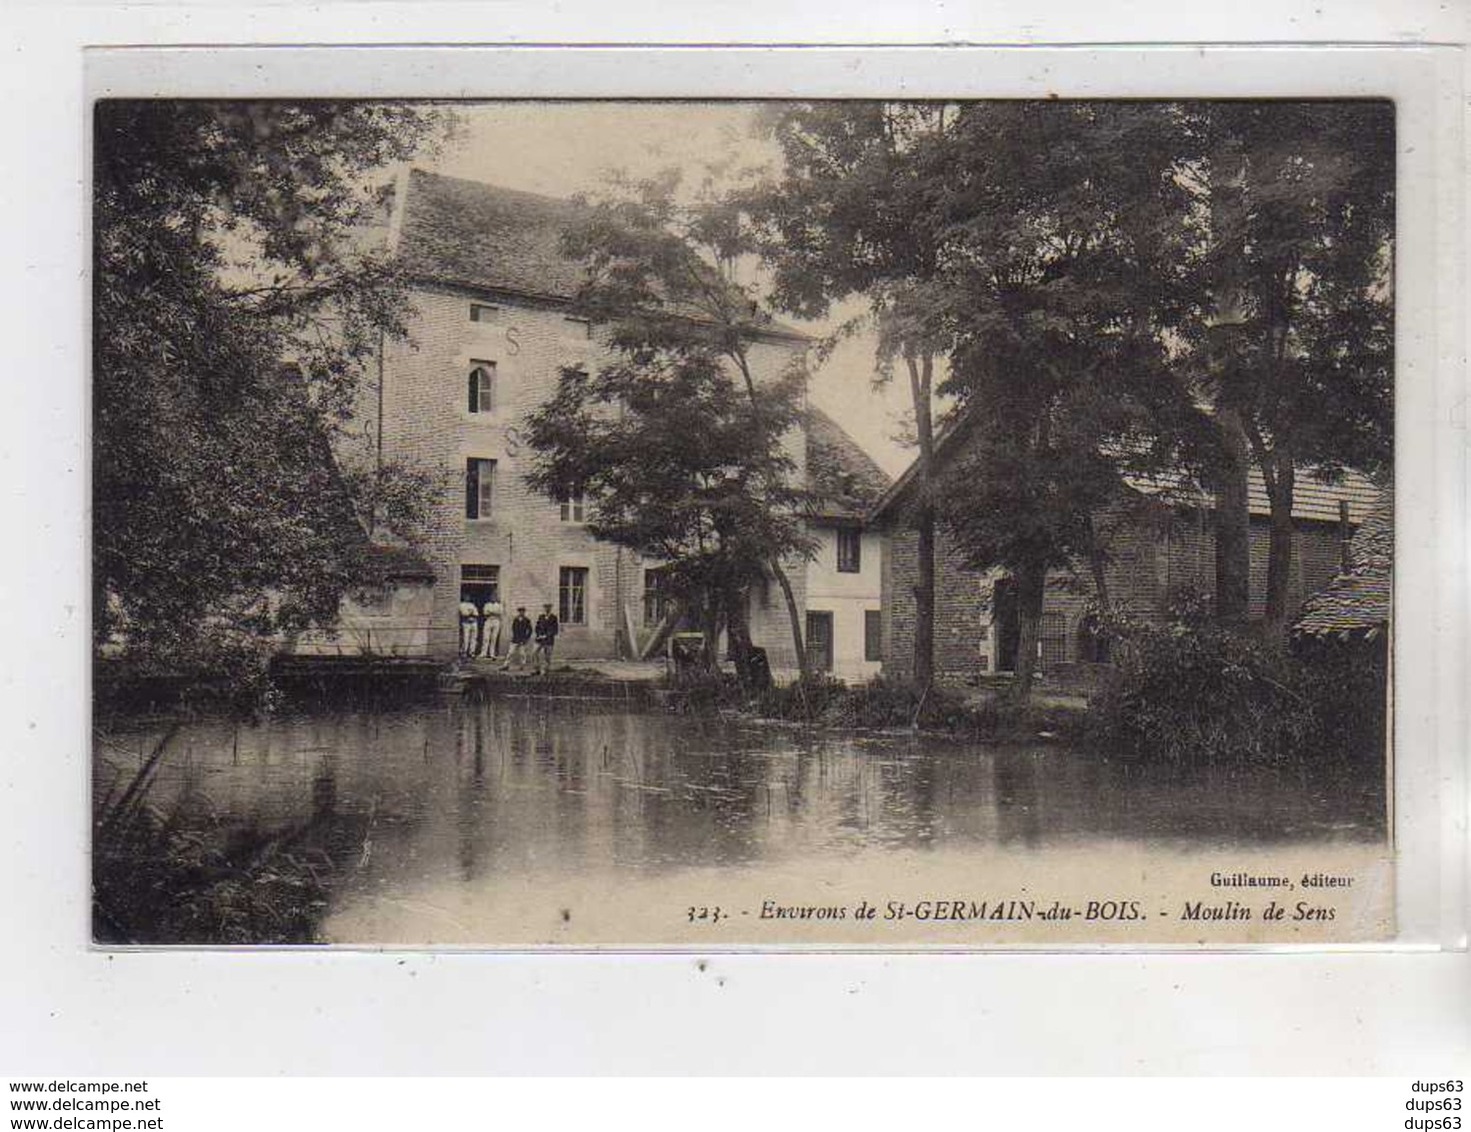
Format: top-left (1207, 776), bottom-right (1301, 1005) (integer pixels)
top-left (92, 694), bottom-right (1390, 947)
top-left (100, 653), bottom-right (1094, 744)
top-left (735, 674), bottom-right (1090, 742)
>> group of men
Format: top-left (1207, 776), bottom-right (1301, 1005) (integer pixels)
top-left (457, 598), bottom-right (560, 675)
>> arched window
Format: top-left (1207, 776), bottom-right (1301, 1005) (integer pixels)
top-left (468, 362), bottom-right (496, 413)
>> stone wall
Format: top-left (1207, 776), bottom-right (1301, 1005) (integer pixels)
top-left (880, 503), bottom-right (1356, 685)
top-left (376, 284), bottom-right (807, 662)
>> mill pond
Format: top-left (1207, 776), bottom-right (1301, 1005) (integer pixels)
top-left (92, 694), bottom-right (1389, 947)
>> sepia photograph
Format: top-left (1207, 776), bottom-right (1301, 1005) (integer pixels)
top-left (90, 97), bottom-right (1396, 948)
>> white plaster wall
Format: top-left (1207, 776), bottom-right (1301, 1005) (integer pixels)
top-left (805, 526), bottom-right (884, 682)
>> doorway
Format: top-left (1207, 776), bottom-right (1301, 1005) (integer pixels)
top-left (805, 610), bottom-right (834, 674)
top-left (993, 577), bottom-right (1020, 673)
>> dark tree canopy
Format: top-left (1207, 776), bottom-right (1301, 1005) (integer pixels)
top-left (745, 99), bottom-right (1392, 679)
top-left (745, 102), bottom-right (967, 687)
top-left (523, 176), bottom-right (816, 670)
top-left (524, 357), bottom-right (810, 607)
top-left (929, 102), bottom-right (1201, 693)
top-left (93, 100), bottom-right (450, 672)
top-left (1156, 101), bottom-right (1395, 630)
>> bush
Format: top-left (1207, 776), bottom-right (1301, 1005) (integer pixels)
top-left (1087, 618), bottom-right (1319, 767)
top-left (1292, 637), bottom-right (1390, 765)
top-left (753, 675), bottom-right (995, 734)
top-left (93, 728), bottom-right (333, 944)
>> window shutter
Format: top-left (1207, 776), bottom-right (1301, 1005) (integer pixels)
top-left (478, 460), bottom-right (494, 518)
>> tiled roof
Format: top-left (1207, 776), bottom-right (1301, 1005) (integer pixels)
top-left (870, 406), bottom-right (1380, 527)
top-left (357, 543), bottom-right (436, 584)
top-left (1123, 465), bottom-right (1381, 524)
top-left (865, 408), bottom-right (972, 524)
top-left (392, 168), bottom-right (808, 342)
top-left (1293, 492), bottom-right (1393, 639)
top-left (395, 168), bottom-right (588, 300)
top-left (805, 408), bottom-right (892, 522)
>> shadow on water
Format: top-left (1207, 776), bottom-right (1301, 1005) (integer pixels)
top-left (93, 696), bottom-right (1386, 944)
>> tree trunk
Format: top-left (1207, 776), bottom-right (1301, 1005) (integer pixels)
top-left (1207, 127), bottom-right (1253, 631)
top-left (724, 583), bottom-right (753, 691)
top-left (907, 352), bottom-right (937, 690)
top-left (1084, 513), bottom-right (1111, 610)
top-left (1262, 455), bottom-right (1296, 635)
top-left (1012, 561), bottom-right (1047, 701)
top-left (1212, 407), bottom-right (1252, 629)
top-left (699, 589), bottom-right (721, 671)
top-left (770, 560), bottom-right (809, 682)
top-left (725, 585), bottom-right (753, 661)
top-left (728, 348), bottom-right (808, 681)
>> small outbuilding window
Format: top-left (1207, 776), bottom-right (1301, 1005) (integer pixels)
top-left (836, 528), bottom-right (862, 573)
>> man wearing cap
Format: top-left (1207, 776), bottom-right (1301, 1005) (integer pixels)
top-left (533, 603), bottom-right (559, 676)
top-left (501, 606), bottom-right (533, 672)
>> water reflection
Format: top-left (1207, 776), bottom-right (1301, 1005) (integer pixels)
top-left (94, 697), bottom-right (1385, 941)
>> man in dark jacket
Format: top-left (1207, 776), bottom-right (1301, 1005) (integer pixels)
top-left (533, 603), bottom-right (559, 675)
top-left (501, 607), bottom-right (534, 672)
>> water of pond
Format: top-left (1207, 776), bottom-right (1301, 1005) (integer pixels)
top-left (94, 696), bottom-right (1387, 945)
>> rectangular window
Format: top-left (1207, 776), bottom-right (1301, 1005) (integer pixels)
top-left (468, 361), bottom-right (496, 414)
top-left (643, 568), bottom-right (670, 627)
top-left (559, 567), bottom-right (589, 625)
top-left (836, 528), bottom-right (862, 573)
top-left (558, 489), bottom-right (585, 523)
top-left (864, 610), bottom-right (883, 662)
top-left (460, 564), bottom-right (500, 606)
top-left (469, 303), bottom-right (498, 322)
top-left (465, 458), bottom-right (496, 520)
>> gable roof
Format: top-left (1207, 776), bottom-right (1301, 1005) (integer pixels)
top-left (391, 168), bottom-right (809, 344)
top-left (394, 168), bottom-right (589, 301)
top-left (1123, 464), bottom-right (1382, 526)
top-left (356, 543), bottom-right (436, 585)
top-left (1293, 491), bottom-right (1393, 640)
top-left (868, 406), bottom-right (1380, 527)
top-left (805, 408), bottom-right (893, 522)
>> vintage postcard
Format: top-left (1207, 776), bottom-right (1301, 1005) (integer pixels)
top-left (91, 97), bottom-right (1395, 947)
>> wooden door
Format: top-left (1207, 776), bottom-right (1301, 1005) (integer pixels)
top-left (805, 611), bottom-right (834, 674)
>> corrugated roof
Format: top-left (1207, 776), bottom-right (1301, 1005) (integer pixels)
top-left (1293, 492), bottom-right (1393, 639)
top-left (805, 408), bottom-right (892, 522)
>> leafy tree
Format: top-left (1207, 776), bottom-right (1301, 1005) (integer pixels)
top-left (93, 100), bottom-right (450, 675)
top-left (934, 102), bottom-right (1199, 697)
top-left (1181, 101), bottom-right (1394, 633)
top-left (522, 176), bottom-right (816, 674)
top-left (746, 103), bottom-right (962, 689)
top-left (750, 99), bottom-right (1392, 670)
top-left (523, 360), bottom-right (810, 670)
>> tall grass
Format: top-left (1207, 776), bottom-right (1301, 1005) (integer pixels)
top-left (93, 727), bottom-right (334, 945)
